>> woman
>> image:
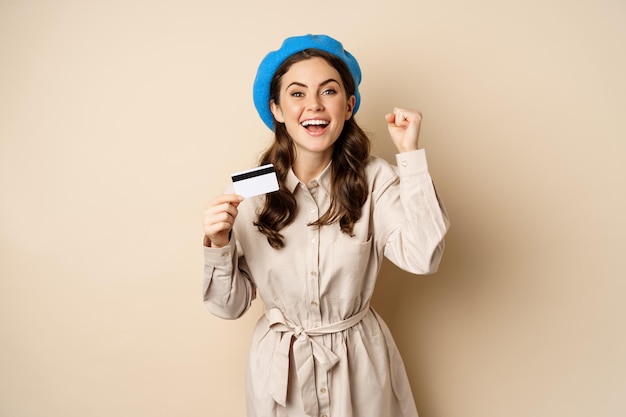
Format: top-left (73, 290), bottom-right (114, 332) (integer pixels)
top-left (203, 34), bottom-right (449, 417)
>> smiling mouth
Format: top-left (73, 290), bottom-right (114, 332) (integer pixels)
top-left (301, 119), bottom-right (329, 131)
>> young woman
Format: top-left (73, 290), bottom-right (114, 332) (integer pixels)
top-left (202, 34), bottom-right (449, 417)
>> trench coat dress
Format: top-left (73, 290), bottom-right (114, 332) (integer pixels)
top-left (203, 149), bottom-right (449, 417)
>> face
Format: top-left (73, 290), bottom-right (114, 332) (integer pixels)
top-left (270, 57), bottom-right (356, 163)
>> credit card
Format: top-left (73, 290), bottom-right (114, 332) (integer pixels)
top-left (231, 164), bottom-right (279, 198)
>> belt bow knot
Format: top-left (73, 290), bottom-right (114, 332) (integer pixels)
top-left (266, 306), bottom-right (370, 417)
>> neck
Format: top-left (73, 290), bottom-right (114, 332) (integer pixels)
top-left (293, 153), bottom-right (332, 184)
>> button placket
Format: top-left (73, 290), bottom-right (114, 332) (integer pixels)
top-left (303, 187), bottom-right (322, 328)
top-left (308, 225), bottom-right (321, 321)
top-left (316, 359), bottom-right (331, 416)
top-left (305, 175), bottom-right (330, 415)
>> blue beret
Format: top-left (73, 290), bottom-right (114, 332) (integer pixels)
top-left (253, 34), bottom-right (362, 130)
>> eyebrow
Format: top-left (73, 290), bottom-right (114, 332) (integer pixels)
top-left (285, 78), bottom-right (341, 90)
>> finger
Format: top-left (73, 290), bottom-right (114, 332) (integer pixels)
top-left (409, 109), bottom-right (423, 124)
top-left (205, 198), bottom-right (242, 221)
top-left (204, 221), bottom-right (231, 236)
top-left (204, 211), bottom-right (236, 236)
top-left (205, 224), bottom-right (233, 240)
top-left (393, 108), bottom-right (409, 127)
top-left (209, 193), bottom-right (244, 208)
top-left (206, 208), bottom-right (236, 224)
top-left (396, 107), bottom-right (422, 120)
top-left (204, 203), bottom-right (238, 221)
top-left (398, 108), bottom-right (424, 127)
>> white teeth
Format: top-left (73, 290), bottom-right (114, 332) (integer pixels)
top-left (301, 119), bottom-right (329, 127)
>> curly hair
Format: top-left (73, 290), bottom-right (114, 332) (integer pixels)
top-left (254, 49), bottom-right (371, 249)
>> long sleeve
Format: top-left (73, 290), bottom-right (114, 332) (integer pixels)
top-left (202, 237), bottom-right (256, 319)
top-left (374, 149), bottom-right (450, 274)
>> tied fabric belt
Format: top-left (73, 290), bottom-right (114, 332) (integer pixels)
top-left (266, 306), bottom-right (371, 417)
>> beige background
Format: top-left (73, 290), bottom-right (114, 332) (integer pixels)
top-left (1, 0), bottom-right (625, 416)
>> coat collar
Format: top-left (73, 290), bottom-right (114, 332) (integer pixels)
top-left (285, 161), bottom-right (333, 195)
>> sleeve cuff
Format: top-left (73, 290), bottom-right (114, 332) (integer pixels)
top-left (203, 244), bottom-right (234, 265)
top-left (395, 149), bottom-right (428, 177)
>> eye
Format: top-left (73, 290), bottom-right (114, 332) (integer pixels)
top-left (322, 88), bottom-right (337, 96)
top-left (290, 91), bottom-right (304, 98)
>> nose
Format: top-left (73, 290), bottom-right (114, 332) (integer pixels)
top-left (306, 95), bottom-right (323, 111)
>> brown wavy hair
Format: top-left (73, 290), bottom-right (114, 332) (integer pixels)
top-left (254, 49), bottom-right (371, 249)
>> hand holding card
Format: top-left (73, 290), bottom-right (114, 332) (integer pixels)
top-left (231, 164), bottom-right (279, 198)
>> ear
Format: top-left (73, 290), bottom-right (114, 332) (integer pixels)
top-left (345, 95), bottom-right (356, 120)
top-left (270, 100), bottom-right (285, 123)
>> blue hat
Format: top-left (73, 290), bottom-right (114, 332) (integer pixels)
top-left (253, 34), bottom-right (362, 130)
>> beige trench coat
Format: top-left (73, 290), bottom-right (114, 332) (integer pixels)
top-left (203, 150), bottom-right (449, 417)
